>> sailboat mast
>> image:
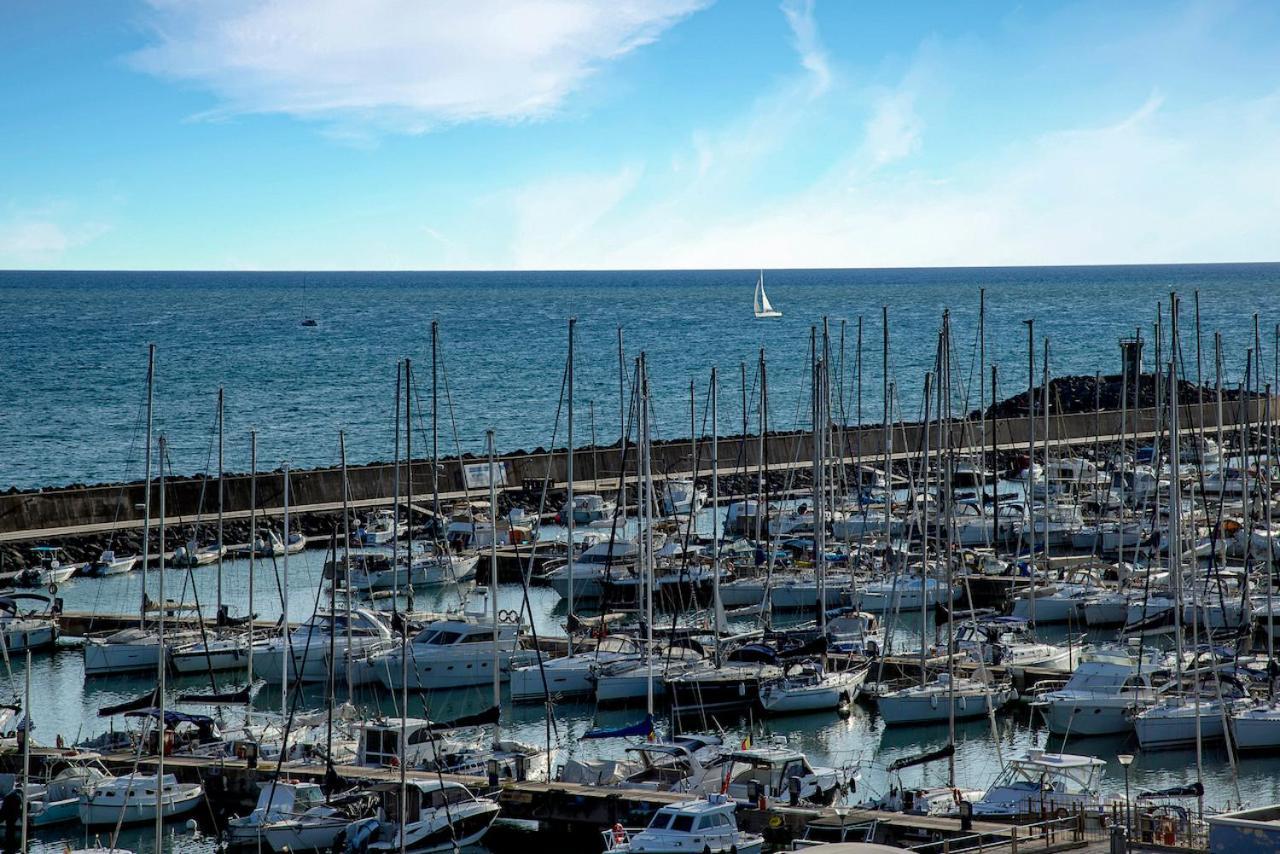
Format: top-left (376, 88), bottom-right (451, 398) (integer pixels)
top-left (1267, 385), bottom-right (1276, 675)
top-left (282, 462), bottom-right (291, 719)
top-left (919, 372), bottom-right (932, 687)
top-left (640, 354), bottom-right (655, 717)
top-left (567, 318), bottom-right (576, 656)
top-left (401, 397), bottom-right (412, 854)
top-left (140, 343), bottom-right (155, 629)
top-left (405, 359), bottom-right (414, 612)
top-left (487, 430), bottom-right (502, 731)
top-left (327, 527), bottom-right (337, 792)
top-left (755, 348), bottom-right (766, 545)
top-left (882, 308), bottom-right (892, 547)
top-left (812, 353), bottom-right (827, 637)
top-left (711, 367), bottom-right (721, 665)
top-left (1169, 295), bottom-right (1199, 808)
top-left (942, 314), bottom-right (957, 788)
top-left (217, 386), bottom-right (224, 616)
top-left (20, 650), bottom-right (29, 854)
top-left (340, 432), bottom-right (353, 697)
top-left (856, 317), bottom-right (863, 493)
top-left (1024, 319), bottom-right (1037, 626)
top-left (248, 430), bottom-right (257, 685)
top-left (156, 433), bottom-right (167, 852)
top-left (616, 325), bottom-right (622, 448)
top-left (432, 322), bottom-right (441, 532)
top-left (393, 362), bottom-right (402, 601)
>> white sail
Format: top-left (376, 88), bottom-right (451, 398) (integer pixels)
top-left (753, 270), bottom-right (781, 318)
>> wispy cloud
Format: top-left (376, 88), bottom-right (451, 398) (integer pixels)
top-left (780, 0), bottom-right (831, 95)
top-left (129, 0), bottom-right (710, 133)
top-left (510, 165), bottom-right (643, 268)
top-left (0, 214), bottom-right (109, 265)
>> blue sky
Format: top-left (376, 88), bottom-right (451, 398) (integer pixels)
top-left (2, 0), bottom-right (1278, 270)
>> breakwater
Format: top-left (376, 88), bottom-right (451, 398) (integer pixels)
top-left (1, 394), bottom-right (1268, 548)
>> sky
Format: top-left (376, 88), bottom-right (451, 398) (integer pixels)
top-left (1, 0), bottom-right (1279, 271)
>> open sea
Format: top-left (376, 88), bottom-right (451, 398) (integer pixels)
top-left (3, 264), bottom-right (1280, 490)
top-left (5, 264), bottom-right (1280, 852)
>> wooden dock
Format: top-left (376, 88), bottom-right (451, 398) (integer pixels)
top-left (66, 749), bottom-right (1044, 851)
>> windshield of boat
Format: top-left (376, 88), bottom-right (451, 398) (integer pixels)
top-left (429, 786), bottom-right (474, 807)
top-left (991, 760), bottom-right (1098, 795)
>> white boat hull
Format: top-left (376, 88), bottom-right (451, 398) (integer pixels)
top-left (78, 786), bottom-right (203, 827)
top-left (761, 669), bottom-right (866, 714)
top-left (878, 688), bottom-right (1011, 726)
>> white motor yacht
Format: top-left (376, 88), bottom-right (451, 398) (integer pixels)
top-left (510, 635), bottom-right (645, 702)
top-left (602, 797), bottom-right (763, 854)
top-left (255, 607), bottom-right (394, 684)
top-left (967, 751), bottom-right (1113, 817)
top-left (1030, 646), bottom-right (1163, 736)
top-left (77, 771), bottom-right (204, 827)
top-left (0, 593), bottom-right (59, 652)
top-left (350, 780), bottom-right (500, 853)
top-left (370, 596), bottom-right (535, 691)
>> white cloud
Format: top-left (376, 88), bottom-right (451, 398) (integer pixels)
top-left (490, 85), bottom-right (1280, 270)
top-left (780, 0), bottom-right (831, 96)
top-left (130, 0), bottom-right (709, 132)
top-left (860, 87), bottom-right (922, 169)
top-left (0, 216), bottom-right (109, 265)
top-left (509, 165), bottom-right (643, 268)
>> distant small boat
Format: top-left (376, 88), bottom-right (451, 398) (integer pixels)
top-left (753, 270), bottom-right (781, 318)
top-left (300, 275), bottom-right (319, 326)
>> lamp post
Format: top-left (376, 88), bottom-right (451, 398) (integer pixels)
top-left (1118, 753), bottom-right (1134, 844)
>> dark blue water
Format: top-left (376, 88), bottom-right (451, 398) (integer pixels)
top-left (2, 264), bottom-right (1278, 489)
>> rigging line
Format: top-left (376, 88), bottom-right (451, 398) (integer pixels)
top-left (510, 346), bottom-right (568, 695)
top-left (505, 348), bottom-right (571, 743)
top-left (263, 533), bottom-right (337, 811)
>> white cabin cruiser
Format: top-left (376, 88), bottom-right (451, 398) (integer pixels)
top-left (225, 780), bottom-right (328, 847)
top-left (86, 549), bottom-right (137, 576)
top-left (602, 797), bottom-right (763, 854)
top-left (544, 538), bottom-right (641, 602)
top-left (662, 477), bottom-right (708, 517)
top-left (0, 593), bottom-right (60, 652)
top-left (510, 635), bottom-right (645, 702)
top-left (954, 617), bottom-right (1078, 672)
top-left (692, 747), bottom-right (841, 806)
top-left (355, 509), bottom-right (407, 545)
top-left (1031, 646), bottom-right (1163, 736)
top-left (349, 780), bottom-right (499, 854)
top-left (256, 607), bottom-right (394, 684)
top-left (77, 771), bottom-right (204, 827)
top-left (968, 751), bottom-right (1112, 817)
top-left (370, 595), bottom-right (535, 690)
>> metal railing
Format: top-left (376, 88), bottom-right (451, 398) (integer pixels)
top-left (907, 808), bottom-right (1104, 854)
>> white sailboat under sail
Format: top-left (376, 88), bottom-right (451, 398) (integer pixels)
top-left (753, 269), bottom-right (781, 318)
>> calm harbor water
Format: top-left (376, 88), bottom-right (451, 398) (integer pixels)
top-left (3, 264), bottom-right (1280, 490)
top-left (13, 527), bottom-right (1280, 853)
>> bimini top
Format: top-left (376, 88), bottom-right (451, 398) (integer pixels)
top-left (1011, 750), bottom-right (1106, 769)
top-left (653, 796), bottom-right (737, 817)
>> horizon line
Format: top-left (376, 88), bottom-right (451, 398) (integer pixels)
top-left (3, 259), bottom-right (1280, 275)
